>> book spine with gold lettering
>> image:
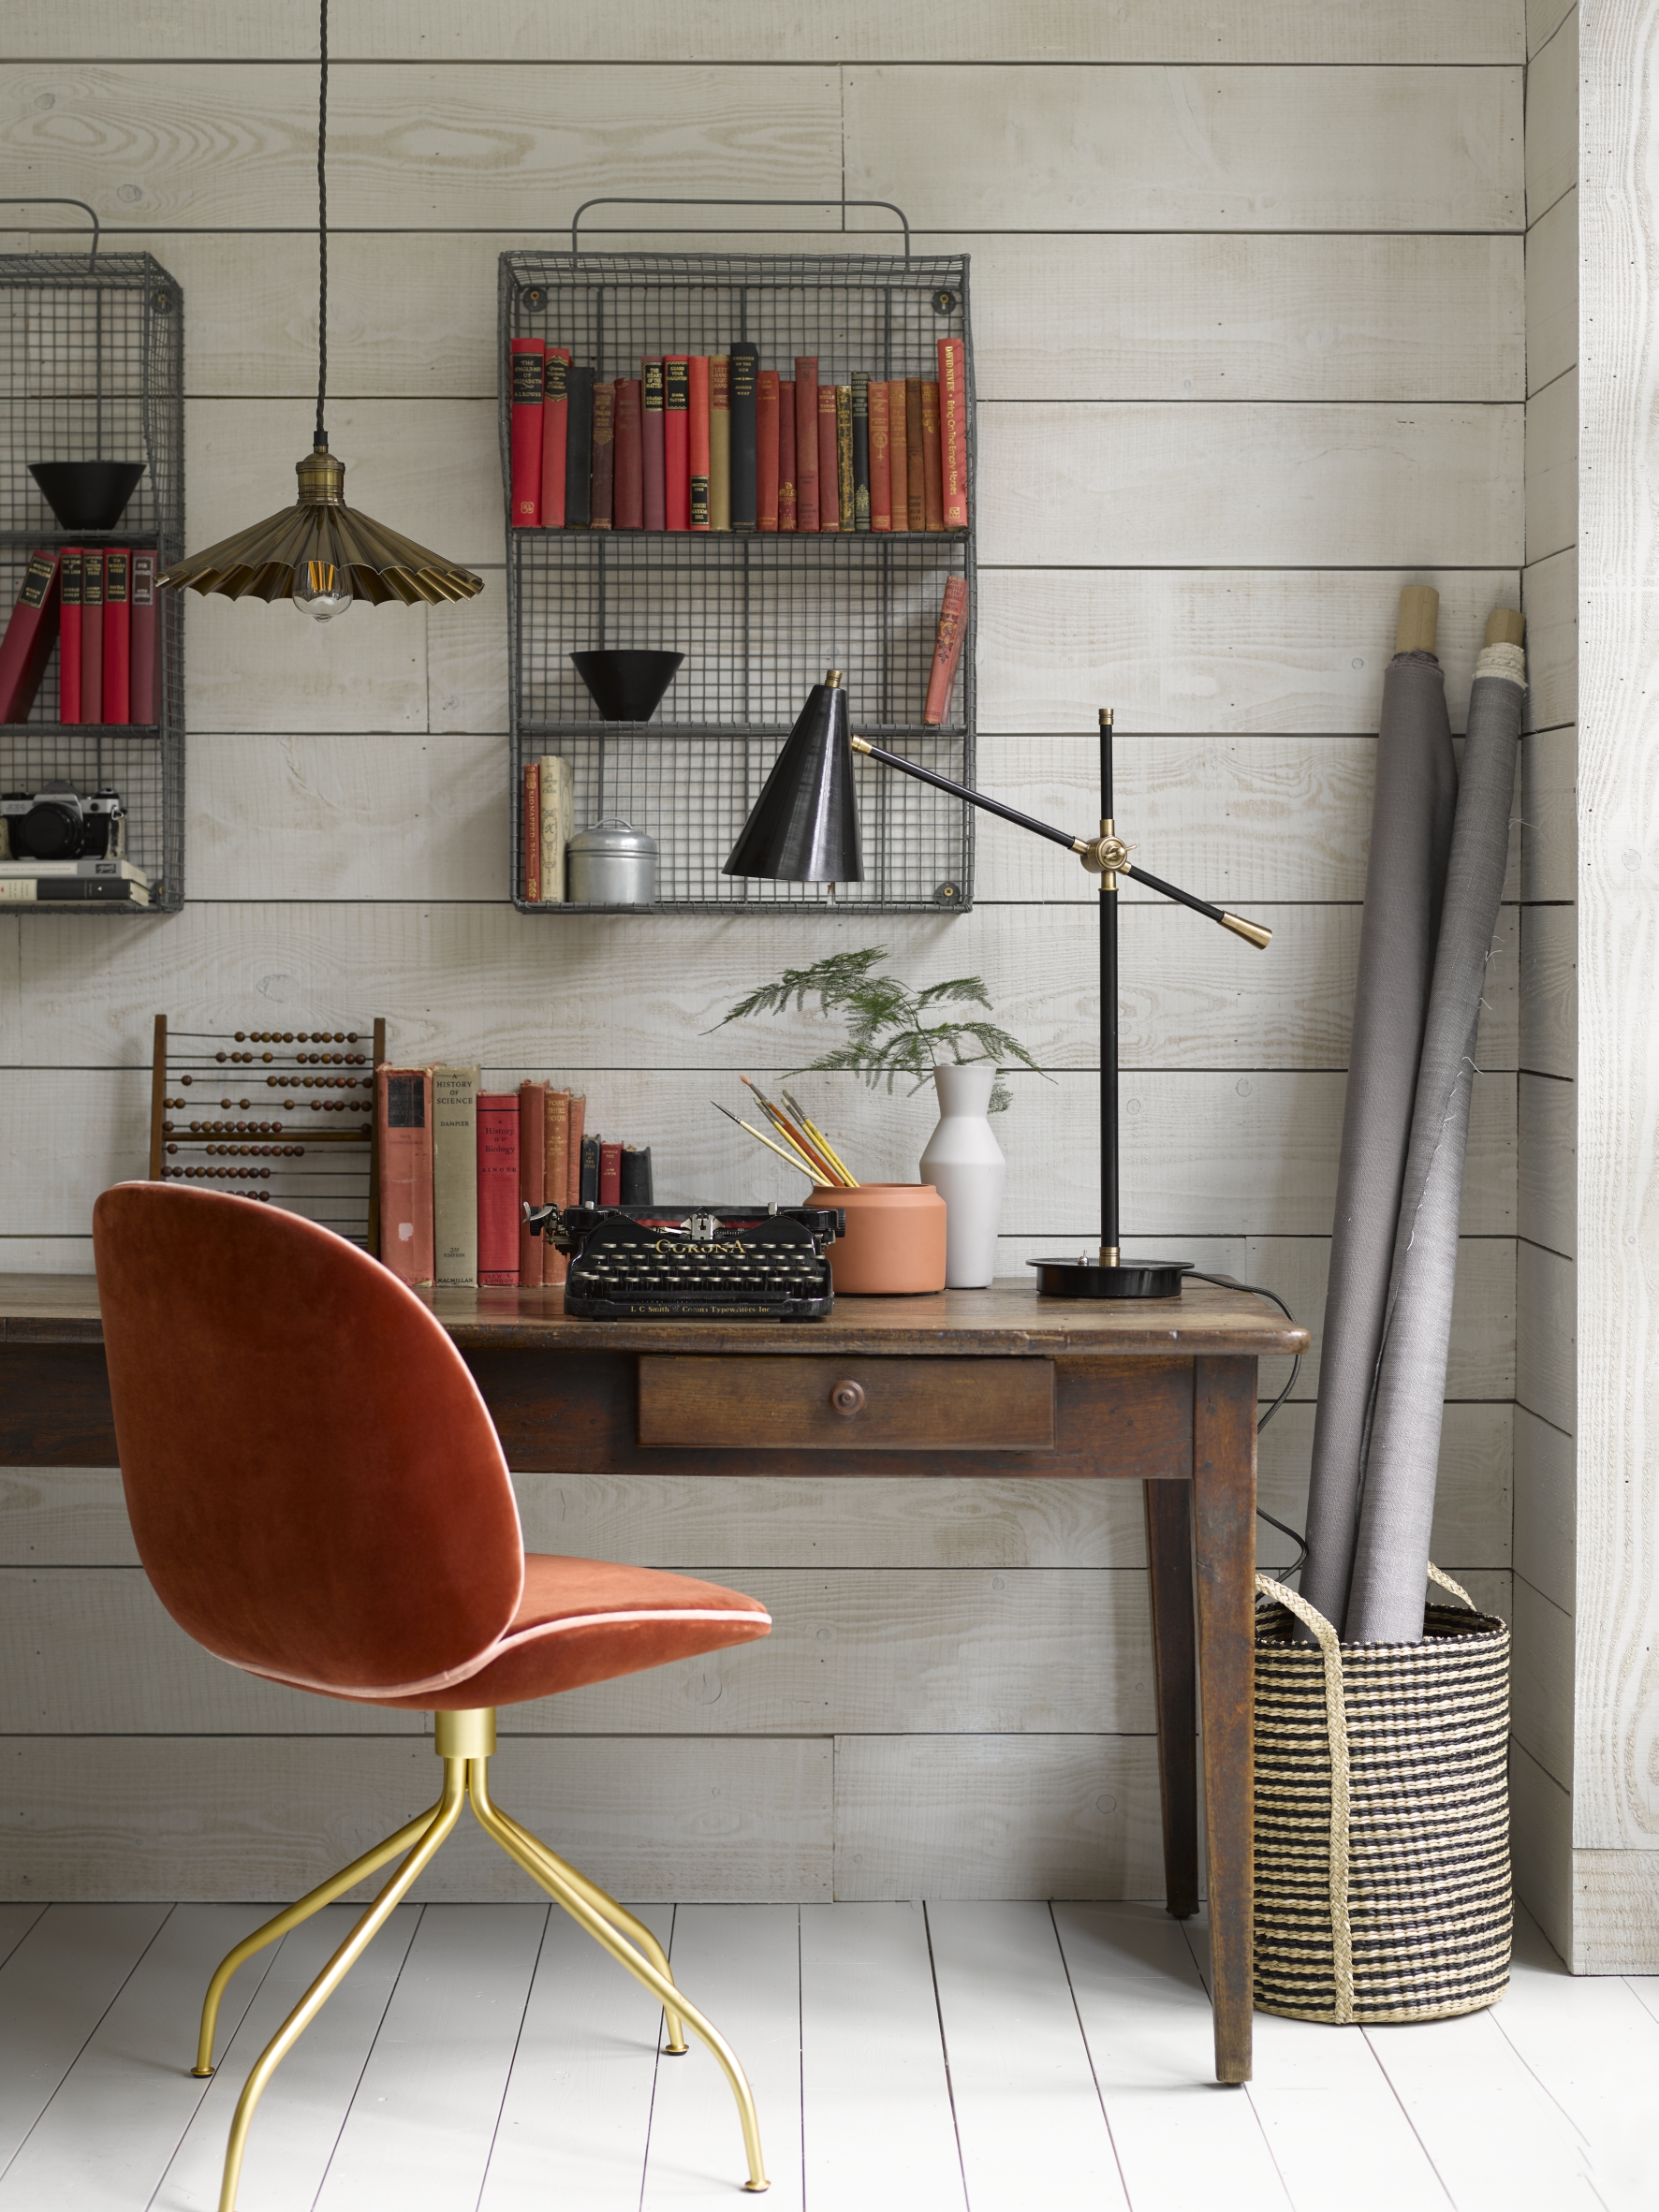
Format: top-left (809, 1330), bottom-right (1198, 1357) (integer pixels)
top-left (937, 337), bottom-right (968, 528)
top-left (688, 354), bottom-right (711, 530)
top-left (836, 386), bottom-right (855, 532)
top-left (920, 378), bottom-right (945, 529)
top-left (508, 336), bottom-right (545, 526)
top-left (851, 374), bottom-right (871, 532)
top-left (641, 358), bottom-right (666, 529)
top-left (590, 381), bottom-right (616, 530)
top-left (778, 379), bottom-right (797, 532)
top-left (664, 356), bottom-right (690, 530)
top-left (869, 379), bottom-right (891, 532)
top-left (793, 358), bottom-right (819, 531)
top-left (904, 379), bottom-right (926, 530)
top-left (728, 343), bottom-right (757, 532)
top-left (817, 382), bottom-right (840, 534)
top-left (756, 369), bottom-right (780, 532)
top-left (540, 346), bottom-right (571, 526)
top-left (710, 355), bottom-right (731, 531)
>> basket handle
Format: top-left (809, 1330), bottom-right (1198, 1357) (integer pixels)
top-left (0, 198), bottom-right (99, 268)
top-left (1428, 1561), bottom-right (1477, 1610)
top-left (568, 196), bottom-right (913, 257)
top-left (1256, 1571), bottom-right (1355, 2021)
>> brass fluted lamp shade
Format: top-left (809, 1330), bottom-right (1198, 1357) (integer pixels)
top-left (724, 670), bottom-right (863, 883)
top-left (157, 445), bottom-right (484, 612)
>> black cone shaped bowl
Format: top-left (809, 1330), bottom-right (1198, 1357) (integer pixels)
top-left (570, 649), bottom-right (683, 722)
top-left (30, 461), bottom-right (146, 533)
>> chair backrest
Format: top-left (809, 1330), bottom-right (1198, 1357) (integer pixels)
top-left (93, 1183), bottom-right (524, 1697)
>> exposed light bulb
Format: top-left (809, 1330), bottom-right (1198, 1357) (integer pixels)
top-left (293, 557), bottom-right (352, 623)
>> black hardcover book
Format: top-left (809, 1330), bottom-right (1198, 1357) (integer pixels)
top-left (580, 1130), bottom-right (601, 1204)
top-left (729, 342), bottom-right (758, 532)
top-left (851, 372), bottom-right (871, 532)
top-left (565, 365), bottom-right (595, 528)
top-left (619, 1144), bottom-right (653, 1204)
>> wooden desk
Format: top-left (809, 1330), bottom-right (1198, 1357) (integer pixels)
top-left (0, 1272), bottom-right (1306, 2084)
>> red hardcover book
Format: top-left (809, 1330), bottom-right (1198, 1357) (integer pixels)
top-left (522, 761), bottom-right (542, 901)
top-left (375, 1066), bottom-right (435, 1287)
top-left (664, 356), bottom-right (690, 530)
top-left (923, 576), bottom-right (969, 725)
top-left (129, 549), bottom-right (157, 723)
top-left (540, 346), bottom-right (571, 527)
top-left (78, 550), bottom-right (104, 723)
top-left (519, 1081), bottom-right (548, 1289)
top-left (756, 371), bottom-right (780, 532)
top-left (544, 1090), bottom-right (570, 1287)
top-left (598, 1138), bottom-right (623, 1207)
top-left (565, 1092), bottom-right (586, 1204)
top-left (904, 380), bottom-right (927, 530)
top-left (869, 380), bottom-right (892, 532)
top-left (920, 381), bottom-right (945, 530)
top-left (0, 550), bottom-right (59, 725)
top-left (509, 336), bottom-right (546, 527)
top-left (476, 1092), bottom-right (521, 1286)
top-left (688, 356), bottom-right (711, 530)
top-left (887, 382), bottom-right (909, 531)
top-left (590, 381), bottom-right (616, 530)
top-left (614, 377), bottom-right (643, 529)
top-left (937, 338), bottom-right (968, 528)
top-left (778, 382), bottom-right (797, 532)
top-left (816, 383), bottom-right (840, 534)
top-left (794, 359), bottom-right (820, 531)
top-left (641, 359), bottom-right (666, 530)
top-left (102, 548), bottom-right (131, 725)
top-left (58, 549), bottom-right (83, 723)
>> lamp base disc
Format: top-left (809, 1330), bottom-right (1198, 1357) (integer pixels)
top-left (1027, 1256), bottom-right (1193, 1301)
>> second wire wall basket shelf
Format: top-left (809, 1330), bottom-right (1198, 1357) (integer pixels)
top-left (499, 246), bottom-right (976, 916)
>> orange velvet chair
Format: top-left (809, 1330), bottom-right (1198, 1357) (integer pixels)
top-left (93, 1183), bottom-right (774, 2205)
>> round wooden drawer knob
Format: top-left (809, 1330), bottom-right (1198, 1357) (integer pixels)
top-left (830, 1380), bottom-right (866, 1417)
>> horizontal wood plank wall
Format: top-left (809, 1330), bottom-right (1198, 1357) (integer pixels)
top-left (1514, 0), bottom-right (1578, 1959)
top-left (0, 8), bottom-right (1526, 1902)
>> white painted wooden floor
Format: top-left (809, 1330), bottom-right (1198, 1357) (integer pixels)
top-left (0, 1897), bottom-right (1653, 2212)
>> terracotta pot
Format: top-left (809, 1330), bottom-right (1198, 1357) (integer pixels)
top-left (811, 1182), bottom-right (947, 1296)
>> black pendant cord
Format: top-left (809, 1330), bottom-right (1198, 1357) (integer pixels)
top-left (316, 0), bottom-right (329, 447)
top-left (1099, 712), bottom-right (1120, 1260)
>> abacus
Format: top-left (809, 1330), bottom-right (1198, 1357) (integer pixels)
top-left (147, 1015), bottom-right (388, 1250)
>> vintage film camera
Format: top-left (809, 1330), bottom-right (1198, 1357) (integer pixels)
top-left (0, 781), bottom-right (126, 862)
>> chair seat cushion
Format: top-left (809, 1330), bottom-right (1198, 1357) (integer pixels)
top-left (364, 1554), bottom-right (771, 1710)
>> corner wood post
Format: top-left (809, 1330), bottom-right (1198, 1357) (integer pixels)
top-left (1144, 1479), bottom-right (1198, 1919)
top-left (1192, 1354), bottom-right (1257, 2084)
top-left (148, 1014), bottom-right (168, 1179)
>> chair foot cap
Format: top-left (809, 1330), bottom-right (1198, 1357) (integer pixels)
top-left (742, 2184), bottom-right (771, 2193)
top-left (663, 2044), bottom-right (689, 2057)
top-left (190, 2067), bottom-right (214, 2078)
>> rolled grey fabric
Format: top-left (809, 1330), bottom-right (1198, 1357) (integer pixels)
top-left (1299, 652), bottom-right (1458, 1630)
top-left (1344, 650), bottom-right (1525, 1642)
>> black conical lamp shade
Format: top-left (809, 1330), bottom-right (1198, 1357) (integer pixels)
top-left (724, 672), bottom-right (864, 882)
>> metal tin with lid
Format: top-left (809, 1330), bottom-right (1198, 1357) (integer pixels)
top-left (566, 815), bottom-right (658, 906)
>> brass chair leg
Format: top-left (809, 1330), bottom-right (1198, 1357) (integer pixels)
top-left (192, 1801), bottom-right (442, 2077)
top-left (467, 1755), bottom-right (769, 2193)
top-left (213, 1759), bottom-right (467, 2212)
top-left (489, 1800), bottom-right (690, 2053)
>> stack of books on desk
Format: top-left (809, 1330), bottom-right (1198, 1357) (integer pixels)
top-left (375, 1065), bottom-right (653, 1290)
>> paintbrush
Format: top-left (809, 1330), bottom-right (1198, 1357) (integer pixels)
top-left (740, 1075), bottom-right (844, 1185)
top-left (712, 1100), bottom-right (818, 1179)
top-left (781, 1088), bottom-right (859, 1186)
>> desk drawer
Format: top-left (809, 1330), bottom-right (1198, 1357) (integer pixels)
top-left (638, 1355), bottom-right (1055, 1451)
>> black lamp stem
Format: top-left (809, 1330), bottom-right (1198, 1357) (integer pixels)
top-left (1099, 711), bottom-right (1119, 1265)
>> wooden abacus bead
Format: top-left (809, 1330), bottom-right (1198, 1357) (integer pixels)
top-left (167, 1143), bottom-right (178, 1154)
top-left (235, 1033), bottom-right (246, 1042)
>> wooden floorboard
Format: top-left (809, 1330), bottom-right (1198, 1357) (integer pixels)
top-left (4, 1901), bottom-right (1658, 2211)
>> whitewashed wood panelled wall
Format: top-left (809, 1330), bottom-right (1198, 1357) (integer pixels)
top-left (0, 3), bottom-right (1538, 1905)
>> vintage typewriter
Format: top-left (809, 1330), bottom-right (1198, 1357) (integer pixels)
top-left (523, 1202), bottom-right (843, 1320)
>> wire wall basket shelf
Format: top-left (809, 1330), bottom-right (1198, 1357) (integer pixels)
top-left (1, 248), bottom-right (185, 914)
top-left (500, 248), bottom-right (976, 916)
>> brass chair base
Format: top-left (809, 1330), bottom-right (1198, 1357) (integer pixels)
top-left (194, 1708), bottom-right (769, 2208)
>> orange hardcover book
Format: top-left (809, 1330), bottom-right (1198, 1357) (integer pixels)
top-left (816, 383), bottom-right (840, 534)
top-left (522, 761), bottom-right (541, 901)
top-left (793, 358), bottom-right (820, 531)
top-left (887, 382), bottom-right (909, 533)
top-left (688, 355), bottom-right (711, 530)
top-left (756, 370), bottom-right (780, 532)
top-left (904, 381), bottom-right (926, 530)
top-left (869, 379), bottom-right (891, 531)
top-left (519, 1082), bottom-right (548, 1288)
top-left (376, 1066), bottom-right (435, 1286)
top-left (920, 381), bottom-right (945, 529)
top-left (937, 338), bottom-right (968, 528)
top-left (544, 1089), bottom-right (570, 1284)
top-left (923, 576), bottom-right (969, 725)
top-left (565, 1092), bottom-right (586, 1204)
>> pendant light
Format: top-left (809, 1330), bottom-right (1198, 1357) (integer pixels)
top-left (158, 0), bottom-right (482, 619)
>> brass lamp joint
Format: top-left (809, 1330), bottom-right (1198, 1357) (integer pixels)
top-left (1077, 821), bottom-right (1129, 881)
top-left (296, 444), bottom-right (346, 506)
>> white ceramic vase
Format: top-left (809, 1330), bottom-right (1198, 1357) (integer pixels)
top-left (919, 1062), bottom-right (1006, 1288)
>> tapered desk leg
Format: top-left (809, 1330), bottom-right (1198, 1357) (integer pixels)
top-left (1144, 1480), bottom-right (1199, 1920)
top-left (1192, 1355), bottom-right (1256, 2085)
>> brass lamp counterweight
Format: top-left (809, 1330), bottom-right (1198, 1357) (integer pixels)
top-left (157, 0), bottom-right (481, 621)
top-left (725, 673), bottom-right (1272, 1299)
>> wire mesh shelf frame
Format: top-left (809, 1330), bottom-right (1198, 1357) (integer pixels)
top-left (499, 248), bottom-right (976, 916)
top-left (1, 251), bottom-right (185, 913)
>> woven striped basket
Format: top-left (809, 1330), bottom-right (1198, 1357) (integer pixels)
top-left (1254, 1565), bottom-right (1511, 2025)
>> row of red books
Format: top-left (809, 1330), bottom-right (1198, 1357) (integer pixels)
top-left (375, 1065), bottom-right (652, 1291)
top-left (509, 339), bottom-right (968, 535)
top-left (0, 548), bottom-right (162, 726)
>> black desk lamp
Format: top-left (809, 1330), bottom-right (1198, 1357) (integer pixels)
top-left (725, 671), bottom-right (1272, 1299)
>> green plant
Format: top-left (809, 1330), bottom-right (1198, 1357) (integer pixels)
top-left (716, 946), bottom-right (1047, 1113)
